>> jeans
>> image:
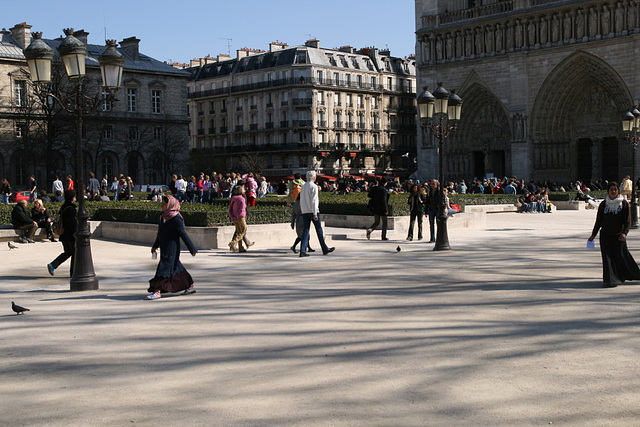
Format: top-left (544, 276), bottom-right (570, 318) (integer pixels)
top-left (407, 210), bottom-right (423, 239)
top-left (427, 209), bottom-right (438, 241)
top-left (300, 213), bottom-right (329, 254)
top-left (176, 190), bottom-right (185, 202)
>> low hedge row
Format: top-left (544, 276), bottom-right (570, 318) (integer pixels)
top-left (0, 190), bottom-right (603, 226)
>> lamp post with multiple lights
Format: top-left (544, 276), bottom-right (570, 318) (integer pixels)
top-left (417, 83), bottom-right (462, 251)
top-left (23, 29), bottom-right (125, 291)
top-left (622, 106), bottom-right (640, 229)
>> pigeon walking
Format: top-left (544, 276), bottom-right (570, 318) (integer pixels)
top-left (11, 301), bottom-right (30, 315)
top-left (8, 242), bottom-right (18, 250)
top-left (396, 245), bottom-right (401, 252)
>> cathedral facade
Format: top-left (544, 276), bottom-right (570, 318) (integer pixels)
top-left (415, 0), bottom-right (640, 184)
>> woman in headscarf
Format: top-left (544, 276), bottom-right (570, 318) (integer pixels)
top-left (147, 195), bottom-right (198, 300)
top-left (588, 181), bottom-right (640, 288)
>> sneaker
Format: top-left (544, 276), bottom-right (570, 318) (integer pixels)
top-left (47, 263), bottom-right (55, 276)
top-left (146, 291), bottom-right (161, 300)
top-left (20, 237), bottom-right (29, 244)
top-left (181, 286), bottom-right (196, 295)
top-left (366, 229), bottom-right (371, 240)
top-left (26, 238), bottom-right (35, 243)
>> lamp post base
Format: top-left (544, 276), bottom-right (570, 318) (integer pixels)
top-left (434, 216), bottom-right (451, 251)
top-left (631, 199), bottom-right (639, 229)
top-left (70, 229), bottom-right (99, 291)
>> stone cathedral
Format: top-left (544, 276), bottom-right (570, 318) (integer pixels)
top-left (414, 0), bottom-right (640, 185)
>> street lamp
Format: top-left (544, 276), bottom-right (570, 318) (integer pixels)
top-left (622, 107), bottom-right (640, 229)
top-left (23, 29), bottom-right (125, 291)
top-left (418, 83), bottom-right (463, 251)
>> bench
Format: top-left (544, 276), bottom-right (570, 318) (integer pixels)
top-left (0, 225), bottom-right (49, 242)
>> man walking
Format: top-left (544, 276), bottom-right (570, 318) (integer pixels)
top-left (366, 179), bottom-right (390, 241)
top-left (426, 179), bottom-right (440, 243)
top-left (299, 170), bottom-right (334, 258)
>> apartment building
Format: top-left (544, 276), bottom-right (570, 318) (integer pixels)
top-left (415, 0), bottom-right (640, 184)
top-left (187, 39), bottom-right (416, 178)
top-left (0, 22), bottom-right (190, 189)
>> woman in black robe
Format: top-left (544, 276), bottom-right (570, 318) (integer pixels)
top-left (588, 181), bottom-right (640, 288)
top-left (147, 195), bottom-right (197, 300)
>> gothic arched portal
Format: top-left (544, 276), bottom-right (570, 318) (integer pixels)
top-left (530, 51), bottom-right (632, 182)
top-left (454, 83), bottom-right (511, 180)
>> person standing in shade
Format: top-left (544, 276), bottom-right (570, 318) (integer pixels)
top-left (47, 190), bottom-right (77, 276)
top-left (147, 195), bottom-right (197, 299)
top-left (406, 183), bottom-right (425, 241)
top-left (1, 178), bottom-right (11, 204)
top-left (426, 179), bottom-right (440, 243)
top-left (52, 176), bottom-right (64, 196)
top-left (299, 170), bottom-right (334, 257)
top-left (366, 179), bottom-right (390, 241)
top-left (588, 181), bottom-right (640, 288)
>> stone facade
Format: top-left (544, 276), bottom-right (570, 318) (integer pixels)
top-left (415, 0), bottom-right (640, 184)
top-left (0, 23), bottom-right (190, 190)
top-left (187, 40), bottom-right (416, 178)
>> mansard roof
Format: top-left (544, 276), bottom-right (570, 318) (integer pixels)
top-left (188, 45), bottom-right (416, 82)
top-left (0, 31), bottom-right (189, 77)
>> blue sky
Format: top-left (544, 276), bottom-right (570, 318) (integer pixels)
top-left (5, 0), bottom-right (416, 64)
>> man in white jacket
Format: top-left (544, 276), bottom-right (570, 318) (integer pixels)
top-left (299, 170), bottom-right (335, 257)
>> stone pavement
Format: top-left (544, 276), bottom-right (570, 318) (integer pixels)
top-left (2, 210), bottom-right (640, 426)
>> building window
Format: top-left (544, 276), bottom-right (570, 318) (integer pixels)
top-left (102, 125), bottom-right (113, 140)
top-left (15, 80), bottom-right (26, 107)
top-left (317, 70), bottom-right (323, 83)
top-left (15, 123), bottom-right (26, 138)
top-left (151, 90), bottom-right (162, 114)
top-left (154, 127), bottom-right (163, 140)
top-left (102, 90), bottom-right (112, 111)
top-left (129, 126), bottom-right (139, 140)
top-left (127, 88), bottom-right (137, 112)
top-left (387, 77), bottom-right (393, 90)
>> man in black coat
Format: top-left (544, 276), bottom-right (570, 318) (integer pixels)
top-left (426, 179), bottom-right (441, 243)
top-left (11, 200), bottom-right (37, 243)
top-left (366, 179), bottom-right (390, 241)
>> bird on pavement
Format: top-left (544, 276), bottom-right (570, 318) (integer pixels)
top-left (11, 301), bottom-right (30, 315)
top-left (396, 245), bottom-right (401, 252)
top-left (8, 242), bottom-right (18, 250)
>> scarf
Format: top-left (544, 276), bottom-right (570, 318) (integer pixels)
top-left (604, 194), bottom-right (624, 214)
top-left (161, 195), bottom-right (182, 221)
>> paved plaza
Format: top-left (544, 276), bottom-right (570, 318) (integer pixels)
top-left (2, 209), bottom-right (640, 426)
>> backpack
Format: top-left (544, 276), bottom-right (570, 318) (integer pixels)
top-left (52, 206), bottom-right (71, 236)
top-left (290, 184), bottom-right (301, 201)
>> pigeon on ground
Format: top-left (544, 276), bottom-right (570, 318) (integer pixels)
top-left (8, 242), bottom-right (18, 250)
top-left (11, 301), bottom-right (30, 315)
top-left (396, 245), bottom-right (401, 252)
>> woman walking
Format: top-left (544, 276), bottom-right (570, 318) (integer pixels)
top-left (1, 178), bottom-right (11, 204)
top-left (147, 195), bottom-right (198, 300)
top-left (228, 185), bottom-right (248, 252)
top-left (588, 181), bottom-right (640, 288)
top-left (47, 190), bottom-right (77, 277)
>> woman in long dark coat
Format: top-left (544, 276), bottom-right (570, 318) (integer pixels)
top-left (588, 181), bottom-right (640, 288)
top-left (147, 195), bottom-right (197, 300)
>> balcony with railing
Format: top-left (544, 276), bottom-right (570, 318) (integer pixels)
top-left (280, 120), bottom-right (289, 128)
top-left (235, 125), bottom-right (243, 132)
top-left (293, 120), bottom-right (313, 128)
top-left (293, 98), bottom-right (313, 106)
top-left (208, 127), bottom-right (215, 134)
top-left (249, 123), bottom-right (258, 130)
top-left (197, 128), bottom-right (205, 135)
top-left (317, 120), bottom-right (328, 128)
top-left (265, 122), bottom-right (274, 129)
top-left (220, 126), bottom-right (228, 133)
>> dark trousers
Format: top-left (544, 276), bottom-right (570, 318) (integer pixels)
top-left (408, 211), bottom-right (423, 239)
top-left (51, 239), bottom-right (75, 277)
top-left (368, 214), bottom-right (388, 239)
top-left (300, 213), bottom-right (329, 254)
top-left (427, 209), bottom-right (438, 242)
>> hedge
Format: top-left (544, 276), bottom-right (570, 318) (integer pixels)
top-left (0, 190), bottom-right (603, 226)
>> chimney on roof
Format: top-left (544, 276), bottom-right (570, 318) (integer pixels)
top-left (9, 22), bottom-right (31, 49)
top-left (305, 39), bottom-right (320, 49)
top-left (339, 45), bottom-right (355, 54)
top-left (379, 49), bottom-right (390, 57)
top-left (119, 36), bottom-right (140, 60)
top-left (269, 42), bottom-right (288, 52)
top-left (237, 48), bottom-right (250, 59)
top-left (217, 53), bottom-right (231, 62)
top-left (73, 29), bottom-right (89, 45)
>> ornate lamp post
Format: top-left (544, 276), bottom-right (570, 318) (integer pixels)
top-left (23, 29), bottom-right (125, 291)
top-left (622, 107), bottom-right (640, 229)
top-left (417, 83), bottom-right (462, 251)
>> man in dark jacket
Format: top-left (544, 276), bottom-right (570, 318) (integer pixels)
top-left (366, 179), bottom-right (390, 241)
top-left (426, 179), bottom-right (441, 243)
top-left (11, 200), bottom-right (37, 243)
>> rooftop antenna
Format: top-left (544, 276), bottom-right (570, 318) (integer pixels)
top-left (220, 37), bottom-right (232, 56)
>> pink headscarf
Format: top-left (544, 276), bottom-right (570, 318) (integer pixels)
top-left (161, 195), bottom-right (182, 221)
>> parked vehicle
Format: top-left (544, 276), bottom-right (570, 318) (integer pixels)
top-left (9, 191), bottom-right (31, 203)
